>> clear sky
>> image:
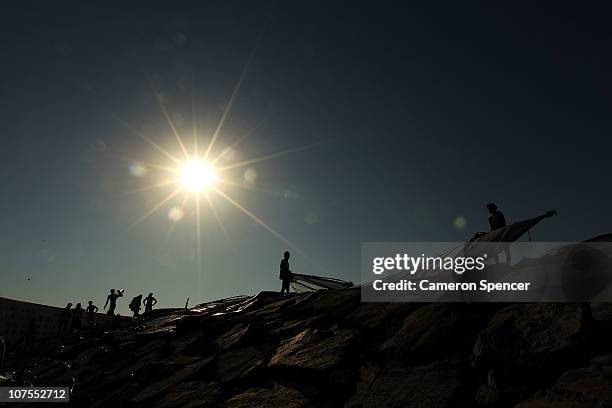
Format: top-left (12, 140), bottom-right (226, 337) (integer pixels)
top-left (2, 2), bottom-right (611, 314)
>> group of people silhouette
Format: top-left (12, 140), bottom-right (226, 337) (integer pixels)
top-left (55, 290), bottom-right (158, 336)
top-left (104, 289), bottom-right (158, 319)
top-left (127, 293), bottom-right (158, 317)
top-left (56, 300), bottom-right (101, 336)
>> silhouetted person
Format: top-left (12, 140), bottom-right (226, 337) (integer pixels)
top-left (486, 202), bottom-right (511, 264)
top-left (72, 303), bottom-right (84, 330)
top-left (22, 318), bottom-right (37, 357)
top-left (279, 251), bottom-right (292, 295)
top-left (129, 294), bottom-right (143, 317)
top-left (104, 289), bottom-right (123, 321)
top-left (57, 303), bottom-right (72, 336)
top-left (487, 203), bottom-right (507, 231)
top-left (144, 293), bottom-right (157, 314)
top-left (86, 301), bottom-right (98, 326)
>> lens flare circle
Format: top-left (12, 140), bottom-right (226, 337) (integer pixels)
top-left (180, 160), bottom-right (217, 192)
top-left (168, 206), bottom-right (184, 222)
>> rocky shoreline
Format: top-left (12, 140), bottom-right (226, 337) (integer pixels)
top-left (1, 289), bottom-right (611, 407)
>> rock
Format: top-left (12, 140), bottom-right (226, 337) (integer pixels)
top-left (133, 338), bottom-right (170, 358)
top-left (244, 294), bottom-right (308, 316)
top-left (472, 303), bottom-right (588, 372)
top-left (226, 382), bottom-right (309, 408)
top-left (167, 332), bottom-right (206, 356)
top-left (214, 323), bottom-right (260, 350)
top-left (380, 303), bottom-right (493, 363)
top-left (471, 303), bottom-right (589, 404)
top-left (7, 290), bottom-right (612, 407)
top-left (131, 355), bottom-right (215, 403)
top-left (344, 303), bottom-right (418, 337)
top-left (591, 302), bottom-right (612, 324)
top-left (152, 381), bottom-right (222, 408)
top-left (216, 344), bottom-right (274, 383)
top-left (515, 401), bottom-right (587, 408)
top-left (474, 384), bottom-right (500, 406)
top-left (591, 302), bottom-right (612, 355)
top-left (345, 356), bottom-right (469, 408)
top-left (517, 354), bottom-right (612, 407)
top-left (591, 353), bottom-right (612, 367)
top-left (268, 328), bottom-right (358, 372)
top-left (269, 315), bottom-right (327, 339)
top-left (305, 289), bottom-right (361, 321)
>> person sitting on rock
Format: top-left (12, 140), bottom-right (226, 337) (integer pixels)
top-left (279, 251), bottom-right (293, 295)
top-left (486, 202), bottom-right (507, 231)
top-left (143, 293), bottom-right (157, 314)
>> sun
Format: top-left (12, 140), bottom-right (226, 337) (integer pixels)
top-left (122, 49), bottom-right (324, 297)
top-left (179, 160), bottom-right (217, 192)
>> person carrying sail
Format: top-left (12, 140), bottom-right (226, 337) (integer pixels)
top-left (279, 251), bottom-right (293, 295)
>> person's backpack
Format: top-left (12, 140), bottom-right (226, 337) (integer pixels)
top-left (129, 297), bottom-right (139, 311)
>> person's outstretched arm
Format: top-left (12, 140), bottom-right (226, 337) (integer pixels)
top-left (104, 297), bottom-right (109, 309)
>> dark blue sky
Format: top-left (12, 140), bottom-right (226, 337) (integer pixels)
top-left (2, 2), bottom-right (611, 312)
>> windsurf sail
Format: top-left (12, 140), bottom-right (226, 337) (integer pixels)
top-left (471, 210), bottom-right (557, 244)
top-left (291, 273), bottom-right (354, 292)
top-left (439, 210), bottom-right (558, 260)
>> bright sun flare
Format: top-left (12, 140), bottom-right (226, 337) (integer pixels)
top-left (123, 49), bottom-right (323, 293)
top-left (179, 160), bottom-right (217, 192)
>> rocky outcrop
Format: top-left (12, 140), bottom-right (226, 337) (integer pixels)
top-left (516, 354), bottom-right (612, 407)
top-left (1, 290), bottom-right (610, 407)
top-left (380, 303), bottom-right (494, 364)
top-left (226, 383), bottom-right (310, 408)
top-left (470, 303), bottom-right (590, 405)
top-left (346, 356), bottom-right (471, 408)
top-left (268, 327), bottom-right (358, 371)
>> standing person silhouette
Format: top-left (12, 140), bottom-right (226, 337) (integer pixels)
top-left (86, 301), bottom-right (98, 326)
top-left (104, 289), bottom-right (123, 321)
top-left (57, 303), bottom-right (72, 336)
top-left (279, 251), bottom-right (292, 295)
top-left (144, 293), bottom-right (157, 314)
top-left (71, 303), bottom-right (85, 330)
top-left (129, 294), bottom-right (143, 317)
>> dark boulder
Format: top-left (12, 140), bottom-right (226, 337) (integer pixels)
top-left (226, 382), bottom-right (310, 408)
top-left (152, 381), bottom-right (222, 408)
top-left (268, 327), bottom-right (358, 372)
top-left (471, 303), bottom-right (589, 402)
top-left (380, 303), bottom-right (493, 364)
top-left (345, 356), bottom-right (470, 408)
top-left (516, 353), bottom-right (612, 407)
